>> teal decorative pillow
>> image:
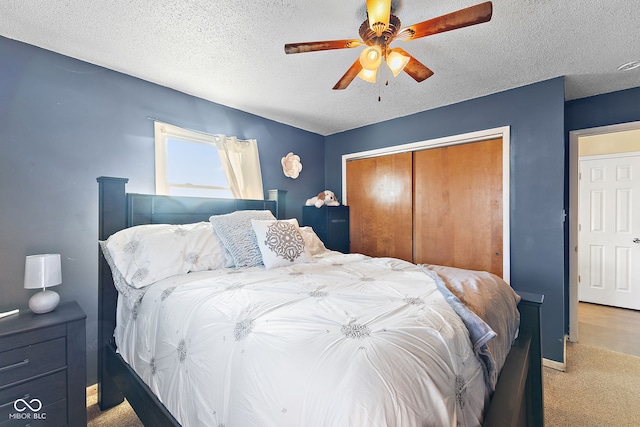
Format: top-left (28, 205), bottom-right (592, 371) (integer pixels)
top-left (251, 219), bottom-right (313, 269)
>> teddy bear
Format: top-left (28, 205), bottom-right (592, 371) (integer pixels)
top-left (305, 190), bottom-right (340, 208)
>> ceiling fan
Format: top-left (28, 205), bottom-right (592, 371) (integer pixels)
top-left (284, 1), bottom-right (493, 90)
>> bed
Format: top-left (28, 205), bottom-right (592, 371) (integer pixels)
top-left (96, 176), bottom-right (544, 426)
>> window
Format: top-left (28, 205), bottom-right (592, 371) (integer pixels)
top-left (154, 122), bottom-right (264, 199)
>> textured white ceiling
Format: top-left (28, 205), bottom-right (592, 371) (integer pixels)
top-left (1, 0), bottom-right (639, 135)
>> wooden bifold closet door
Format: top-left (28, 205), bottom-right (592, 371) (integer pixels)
top-left (346, 138), bottom-right (503, 277)
top-left (413, 139), bottom-right (503, 276)
top-left (346, 152), bottom-right (413, 262)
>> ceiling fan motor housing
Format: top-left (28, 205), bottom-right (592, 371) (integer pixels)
top-left (360, 15), bottom-right (403, 53)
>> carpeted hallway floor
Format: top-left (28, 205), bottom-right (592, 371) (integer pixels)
top-left (87, 342), bottom-right (640, 426)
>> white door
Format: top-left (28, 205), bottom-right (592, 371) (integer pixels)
top-left (579, 153), bottom-right (640, 310)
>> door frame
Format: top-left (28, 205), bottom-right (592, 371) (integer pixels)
top-left (341, 126), bottom-right (511, 282)
top-left (568, 120), bottom-right (640, 342)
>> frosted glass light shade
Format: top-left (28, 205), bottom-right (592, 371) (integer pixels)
top-left (358, 67), bottom-right (378, 83)
top-left (24, 254), bottom-right (62, 314)
top-left (359, 45), bottom-right (383, 71)
top-left (386, 50), bottom-right (410, 77)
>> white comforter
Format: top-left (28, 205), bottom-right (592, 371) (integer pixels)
top-left (116, 252), bottom-right (488, 426)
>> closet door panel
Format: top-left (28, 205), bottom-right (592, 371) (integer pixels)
top-left (346, 153), bottom-right (413, 262)
top-left (413, 138), bottom-right (503, 276)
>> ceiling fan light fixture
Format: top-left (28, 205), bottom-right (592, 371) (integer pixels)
top-left (358, 67), bottom-right (378, 83)
top-left (386, 50), bottom-right (410, 77)
top-left (366, 0), bottom-right (391, 36)
top-left (359, 45), bottom-right (383, 71)
top-left (286, 1), bottom-right (493, 90)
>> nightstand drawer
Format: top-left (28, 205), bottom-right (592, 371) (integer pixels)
top-left (0, 338), bottom-right (66, 388)
top-left (0, 370), bottom-right (67, 425)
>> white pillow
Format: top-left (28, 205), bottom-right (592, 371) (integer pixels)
top-left (99, 240), bottom-right (146, 308)
top-left (103, 222), bottom-right (231, 289)
top-left (298, 226), bottom-right (329, 255)
top-left (252, 219), bottom-right (313, 269)
top-left (209, 210), bottom-right (276, 268)
top-left (183, 222), bottom-right (234, 270)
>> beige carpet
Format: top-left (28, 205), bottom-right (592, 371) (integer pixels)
top-left (88, 342), bottom-right (640, 426)
top-left (544, 342), bottom-right (640, 426)
top-left (87, 393), bottom-right (142, 427)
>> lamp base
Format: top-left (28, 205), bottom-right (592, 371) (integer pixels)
top-left (29, 289), bottom-right (60, 314)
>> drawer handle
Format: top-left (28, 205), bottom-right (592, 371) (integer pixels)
top-left (0, 358), bottom-right (30, 373)
top-left (0, 393), bottom-right (30, 409)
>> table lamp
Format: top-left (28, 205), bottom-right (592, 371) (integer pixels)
top-left (24, 254), bottom-right (62, 314)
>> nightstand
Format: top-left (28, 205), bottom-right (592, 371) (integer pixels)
top-left (302, 205), bottom-right (350, 253)
top-left (0, 301), bottom-right (86, 426)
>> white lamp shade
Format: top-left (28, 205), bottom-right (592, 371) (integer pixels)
top-left (24, 254), bottom-right (62, 290)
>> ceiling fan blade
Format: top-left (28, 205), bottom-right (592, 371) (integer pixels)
top-left (397, 1), bottom-right (492, 41)
top-left (285, 39), bottom-right (363, 54)
top-left (393, 48), bottom-right (434, 82)
top-left (333, 59), bottom-right (363, 90)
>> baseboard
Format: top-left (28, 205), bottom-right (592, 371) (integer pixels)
top-left (87, 383), bottom-right (98, 398)
top-left (543, 335), bottom-right (567, 371)
top-left (543, 357), bottom-right (566, 371)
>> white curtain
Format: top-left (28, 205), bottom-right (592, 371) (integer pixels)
top-left (213, 135), bottom-right (264, 200)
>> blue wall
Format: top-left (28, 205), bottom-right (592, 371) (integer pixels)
top-left (565, 86), bottom-right (640, 131)
top-left (325, 78), bottom-right (568, 363)
top-left (0, 36), bottom-right (324, 385)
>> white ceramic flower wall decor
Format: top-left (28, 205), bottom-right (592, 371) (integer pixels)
top-left (281, 152), bottom-right (303, 179)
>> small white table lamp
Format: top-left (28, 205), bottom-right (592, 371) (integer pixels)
top-left (24, 254), bottom-right (62, 314)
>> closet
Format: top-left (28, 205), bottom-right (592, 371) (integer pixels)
top-left (346, 138), bottom-right (504, 277)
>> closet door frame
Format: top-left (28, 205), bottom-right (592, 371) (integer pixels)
top-left (342, 126), bottom-right (511, 283)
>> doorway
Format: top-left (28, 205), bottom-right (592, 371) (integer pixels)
top-left (578, 152), bottom-right (640, 309)
top-left (569, 121), bottom-right (640, 342)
